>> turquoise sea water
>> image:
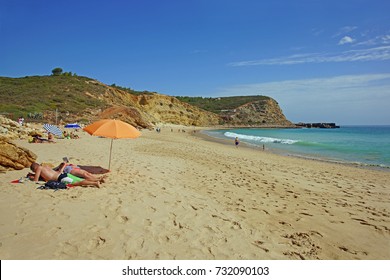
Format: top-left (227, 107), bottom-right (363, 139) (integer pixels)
top-left (204, 126), bottom-right (390, 169)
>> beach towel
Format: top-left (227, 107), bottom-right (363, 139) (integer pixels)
top-left (78, 165), bottom-right (110, 174)
top-left (53, 164), bottom-right (109, 174)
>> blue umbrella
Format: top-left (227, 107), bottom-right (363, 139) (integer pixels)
top-left (43, 124), bottom-right (63, 137)
top-left (65, 123), bottom-right (81, 129)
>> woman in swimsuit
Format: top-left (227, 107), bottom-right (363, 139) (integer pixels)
top-left (58, 162), bottom-right (106, 182)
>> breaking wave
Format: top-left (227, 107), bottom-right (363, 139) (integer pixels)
top-left (224, 132), bottom-right (299, 145)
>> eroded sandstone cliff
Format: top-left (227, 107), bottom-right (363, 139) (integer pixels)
top-left (0, 76), bottom-right (293, 128)
top-left (221, 98), bottom-right (293, 127)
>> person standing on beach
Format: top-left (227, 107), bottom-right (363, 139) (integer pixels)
top-left (235, 137), bottom-right (240, 148)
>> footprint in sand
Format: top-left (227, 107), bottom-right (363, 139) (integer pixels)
top-left (58, 241), bottom-right (79, 256)
top-left (144, 219), bottom-right (152, 226)
top-left (116, 215), bottom-right (129, 224)
top-left (338, 246), bottom-right (368, 256)
top-left (88, 236), bottom-right (106, 250)
top-left (282, 232), bottom-right (322, 260)
top-left (252, 240), bottom-right (270, 253)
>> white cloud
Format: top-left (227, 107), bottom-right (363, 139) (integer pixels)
top-left (338, 36), bottom-right (355, 45)
top-left (228, 46), bottom-right (390, 66)
top-left (333, 26), bottom-right (358, 38)
top-left (355, 34), bottom-right (390, 46)
top-left (215, 73), bottom-right (390, 97)
top-left (355, 38), bottom-right (377, 46)
top-left (381, 35), bottom-right (390, 44)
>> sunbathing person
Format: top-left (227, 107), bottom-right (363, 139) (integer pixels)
top-left (70, 132), bottom-right (79, 139)
top-left (56, 162), bottom-right (106, 181)
top-left (30, 162), bottom-right (104, 188)
top-left (47, 132), bottom-right (56, 143)
top-left (29, 135), bottom-right (52, 143)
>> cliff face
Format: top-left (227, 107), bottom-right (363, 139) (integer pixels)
top-left (0, 76), bottom-right (293, 128)
top-left (86, 84), bottom-right (220, 128)
top-left (94, 85), bottom-right (292, 127)
top-left (221, 98), bottom-right (293, 127)
top-left (135, 94), bottom-right (220, 126)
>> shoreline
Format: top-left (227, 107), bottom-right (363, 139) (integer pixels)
top-left (0, 126), bottom-right (389, 260)
top-left (198, 127), bottom-right (390, 172)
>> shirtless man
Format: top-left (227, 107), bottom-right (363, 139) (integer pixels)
top-left (30, 162), bottom-right (104, 188)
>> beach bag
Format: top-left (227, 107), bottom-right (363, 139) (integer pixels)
top-left (37, 180), bottom-right (67, 190)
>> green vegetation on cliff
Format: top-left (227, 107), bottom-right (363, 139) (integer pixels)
top-left (0, 75), bottom-right (157, 118)
top-left (109, 84), bottom-right (154, 96)
top-left (0, 75), bottom-right (107, 116)
top-left (176, 95), bottom-right (270, 114)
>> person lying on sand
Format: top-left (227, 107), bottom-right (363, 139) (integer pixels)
top-left (56, 161), bottom-right (106, 182)
top-left (47, 132), bottom-right (55, 143)
top-left (52, 159), bottom-right (109, 178)
top-left (28, 135), bottom-right (55, 143)
top-left (30, 162), bottom-right (104, 188)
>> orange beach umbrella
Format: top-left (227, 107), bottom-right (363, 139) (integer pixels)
top-left (83, 119), bottom-right (141, 170)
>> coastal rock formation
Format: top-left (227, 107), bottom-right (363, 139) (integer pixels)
top-left (98, 105), bottom-right (152, 129)
top-left (0, 115), bottom-right (38, 140)
top-left (221, 98), bottom-right (294, 127)
top-left (0, 136), bottom-right (37, 171)
top-left (296, 122), bottom-right (340, 128)
top-left (76, 84), bottom-right (220, 128)
top-left (78, 92), bottom-right (290, 128)
top-left (0, 75), bottom-right (294, 128)
top-left (135, 94), bottom-right (220, 126)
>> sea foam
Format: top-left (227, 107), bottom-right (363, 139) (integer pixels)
top-left (224, 132), bottom-right (298, 145)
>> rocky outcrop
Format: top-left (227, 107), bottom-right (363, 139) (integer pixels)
top-left (80, 85), bottom-right (220, 128)
top-left (0, 136), bottom-right (37, 171)
top-left (1, 76), bottom-right (293, 128)
top-left (296, 122), bottom-right (340, 128)
top-left (0, 115), bottom-right (40, 140)
top-left (98, 105), bottom-right (152, 129)
top-left (78, 90), bottom-right (290, 128)
top-left (221, 98), bottom-right (294, 127)
top-left (135, 94), bottom-right (220, 126)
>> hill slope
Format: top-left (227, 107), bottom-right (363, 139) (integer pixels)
top-left (0, 75), bottom-right (293, 128)
top-left (0, 76), bottom-right (219, 128)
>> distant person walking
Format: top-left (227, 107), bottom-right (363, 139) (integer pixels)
top-left (235, 137), bottom-right (240, 148)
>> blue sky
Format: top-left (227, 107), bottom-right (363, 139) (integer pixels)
top-left (1, 0), bottom-right (390, 124)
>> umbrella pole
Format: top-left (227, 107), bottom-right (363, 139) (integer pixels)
top-left (109, 138), bottom-right (113, 170)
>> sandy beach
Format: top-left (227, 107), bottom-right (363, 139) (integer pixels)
top-left (0, 127), bottom-right (389, 260)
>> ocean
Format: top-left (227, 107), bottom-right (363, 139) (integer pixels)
top-left (203, 126), bottom-right (390, 169)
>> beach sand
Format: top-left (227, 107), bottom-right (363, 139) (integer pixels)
top-left (0, 127), bottom-right (389, 260)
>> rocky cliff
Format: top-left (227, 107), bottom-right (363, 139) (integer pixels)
top-left (135, 94), bottom-right (220, 126)
top-left (221, 98), bottom-right (293, 127)
top-left (95, 90), bottom-right (291, 128)
top-left (0, 75), bottom-right (293, 128)
top-left (66, 80), bottom-right (220, 128)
